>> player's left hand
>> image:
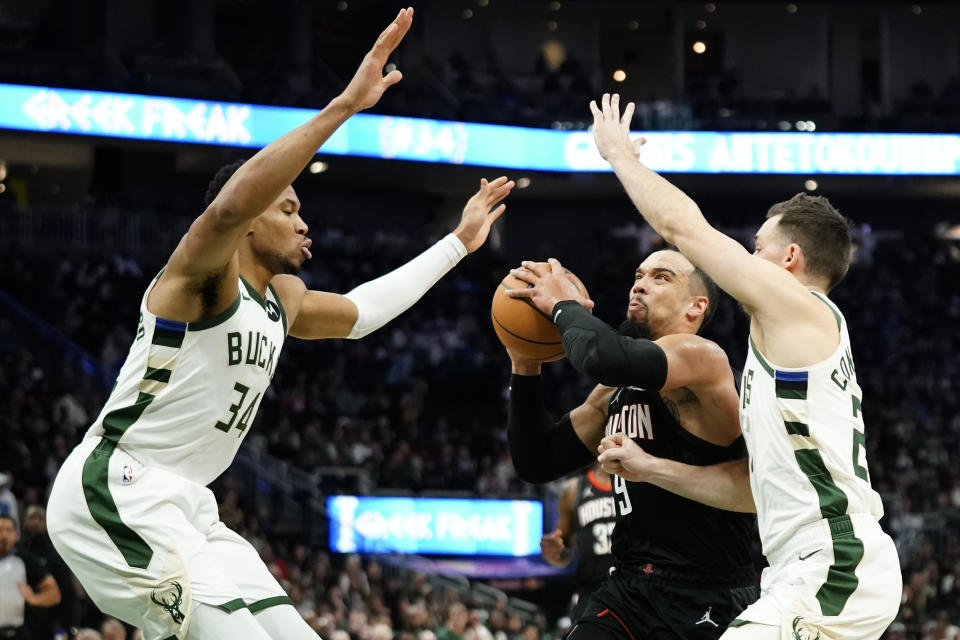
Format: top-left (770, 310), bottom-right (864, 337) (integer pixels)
top-left (507, 258), bottom-right (594, 317)
top-left (598, 432), bottom-right (658, 483)
top-left (452, 177), bottom-right (515, 253)
top-left (590, 93), bottom-right (646, 163)
top-left (540, 528), bottom-right (566, 563)
top-left (339, 7), bottom-right (414, 112)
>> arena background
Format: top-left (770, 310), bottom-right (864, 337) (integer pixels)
top-left (0, 1), bottom-right (958, 639)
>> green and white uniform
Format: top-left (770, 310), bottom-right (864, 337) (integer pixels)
top-left (725, 292), bottom-right (901, 640)
top-left (48, 275), bottom-right (291, 640)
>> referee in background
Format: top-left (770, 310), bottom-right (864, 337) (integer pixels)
top-left (0, 514), bottom-right (61, 640)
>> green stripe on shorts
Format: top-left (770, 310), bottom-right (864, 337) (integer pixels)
top-left (816, 515), bottom-right (865, 616)
top-left (248, 596), bottom-right (295, 613)
top-left (82, 437), bottom-right (153, 569)
top-left (81, 391), bottom-right (156, 569)
top-left (218, 598), bottom-right (247, 613)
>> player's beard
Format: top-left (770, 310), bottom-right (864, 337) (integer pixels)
top-left (618, 316), bottom-right (651, 339)
top-left (255, 247), bottom-right (301, 276)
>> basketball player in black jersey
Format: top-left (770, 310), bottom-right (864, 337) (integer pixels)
top-left (506, 250), bottom-right (759, 639)
top-left (540, 464), bottom-right (616, 621)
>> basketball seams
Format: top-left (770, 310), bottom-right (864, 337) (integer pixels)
top-left (490, 310), bottom-right (563, 346)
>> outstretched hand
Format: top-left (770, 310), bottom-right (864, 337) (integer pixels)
top-left (453, 176), bottom-right (515, 253)
top-left (506, 258), bottom-right (594, 317)
top-left (590, 93), bottom-right (646, 163)
top-left (340, 7), bottom-right (414, 112)
top-left (597, 432), bottom-right (658, 483)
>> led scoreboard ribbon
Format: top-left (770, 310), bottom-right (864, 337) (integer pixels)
top-left (3, 83), bottom-right (960, 175)
top-left (326, 496), bottom-right (543, 556)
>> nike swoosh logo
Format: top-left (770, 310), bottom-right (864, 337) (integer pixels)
top-left (553, 308), bottom-right (563, 322)
top-left (799, 549), bottom-right (823, 561)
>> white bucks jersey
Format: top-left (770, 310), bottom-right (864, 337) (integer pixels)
top-left (83, 275), bottom-right (287, 486)
top-left (740, 291), bottom-right (884, 556)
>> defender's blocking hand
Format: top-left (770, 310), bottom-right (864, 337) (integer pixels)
top-left (453, 176), bottom-right (515, 253)
top-left (340, 7), bottom-right (414, 112)
top-left (590, 93), bottom-right (646, 163)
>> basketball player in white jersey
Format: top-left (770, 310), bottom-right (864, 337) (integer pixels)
top-left (46, 9), bottom-right (515, 640)
top-left (588, 94), bottom-right (901, 639)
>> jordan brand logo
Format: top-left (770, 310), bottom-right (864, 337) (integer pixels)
top-left (695, 606), bottom-right (719, 628)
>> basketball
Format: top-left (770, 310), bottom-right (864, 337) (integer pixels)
top-left (491, 262), bottom-right (590, 362)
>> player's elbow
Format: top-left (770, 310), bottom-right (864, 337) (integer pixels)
top-left (202, 199), bottom-right (246, 230)
top-left (563, 332), bottom-right (617, 384)
top-left (511, 458), bottom-right (552, 485)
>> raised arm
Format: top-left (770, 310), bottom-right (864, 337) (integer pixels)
top-left (590, 94), bottom-right (818, 326)
top-left (275, 176), bottom-right (514, 340)
top-left (598, 433), bottom-right (755, 513)
top-left (154, 9), bottom-right (415, 319)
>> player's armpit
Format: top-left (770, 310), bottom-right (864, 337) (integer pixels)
top-left (163, 205), bottom-right (253, 284)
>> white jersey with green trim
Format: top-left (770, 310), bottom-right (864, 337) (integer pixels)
top-left (82, 274), bottom-right (288, 486)
top-left (740, 291), bottom-right (884, 557)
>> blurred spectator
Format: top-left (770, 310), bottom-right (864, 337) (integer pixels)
top-left (100, 618), bottom-right (126, 640)
top-left (0, 474), bottom-right (18, 533)
top-left (21, 505), bottom-right (80, 640)
top-left (0, 514), bottom-right (61, 639)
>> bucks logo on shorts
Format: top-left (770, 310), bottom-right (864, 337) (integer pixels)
top-left (791, 616), bottom-right (821, 640)
top-left (151, 580), bottom-right (186, 624)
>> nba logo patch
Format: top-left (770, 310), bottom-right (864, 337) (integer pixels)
top-left (121, 465), bottom-right (134, 483)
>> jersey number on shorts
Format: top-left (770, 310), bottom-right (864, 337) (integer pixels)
top-left (214, 382), bottom-right (261, 437)
top-left (613, 473), bottom-right (633, 516)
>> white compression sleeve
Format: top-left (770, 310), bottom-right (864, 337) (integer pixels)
top-left (343, 233), bottom-right (468, 339)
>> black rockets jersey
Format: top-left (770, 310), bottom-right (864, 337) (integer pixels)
top-left (573, 470), bottom-right (616, 586)
top-left (605, 385), bottom-right (756, 575)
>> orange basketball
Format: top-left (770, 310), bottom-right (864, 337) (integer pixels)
top-left (491, 262), bottom-right (590, 362)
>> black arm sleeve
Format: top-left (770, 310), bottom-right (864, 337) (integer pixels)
top-left (552, 300), bottom-right (669, 389)
top-left (507, 374), bottom-right (595, 484)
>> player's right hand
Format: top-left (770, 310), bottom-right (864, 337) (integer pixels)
top-left (598, 432), bottom-right (658, 482)
top-left (589, 93), bottom-right (646, 163)
top-left (540, 528), bottom-right (565, 563)
top-left (340, 7), bottom-right (414, 112)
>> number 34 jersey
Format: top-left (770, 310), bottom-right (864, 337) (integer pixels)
top-left (605, 385), bottom-right (756, 572)
top-left (82, 275), bottom-right (288, 486)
